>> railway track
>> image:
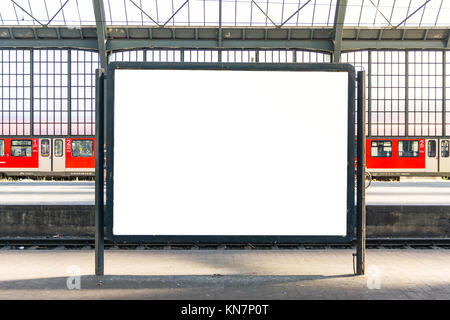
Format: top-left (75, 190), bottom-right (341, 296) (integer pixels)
top-left (1, 237), bottom-right (449, 250)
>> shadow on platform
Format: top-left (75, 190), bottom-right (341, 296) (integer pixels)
top-left (0, 273), bottom-right (356, 290)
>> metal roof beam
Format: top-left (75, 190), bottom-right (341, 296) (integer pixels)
top-left (106, 39), bottom-right (333, 51)
top-left (0, 26), bottom-right (449, 51)
top-left (92, 0), bottom-right (108, 70)
top-left (342, 40), bottom-right (447, 50)
top-left (332, 0), bottom-right (347, 62)
top-left (0, 39), bottom-right (98, 49)
top-left (0, 38), bottom-right (447, 51)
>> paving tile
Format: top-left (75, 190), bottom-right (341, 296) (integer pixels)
top-left (0, 249), bottom-right (448, 299)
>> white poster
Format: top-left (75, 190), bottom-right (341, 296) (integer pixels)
top-left (113, 69), bottom-right (349, 236)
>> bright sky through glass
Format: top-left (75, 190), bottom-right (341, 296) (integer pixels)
top-left (1, 0), bottom-right (448, 27)
top-left (345, 0), bottom-right (450, 27)
top-left (0, 0), bottom-right (95, 25)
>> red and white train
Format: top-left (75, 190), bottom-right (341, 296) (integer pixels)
top-left (0, 137), bottom-right (95, 177)
top-left (1, 135), bottom-right (450, 178)
top-left (366, 138), bottom-right (450, 177)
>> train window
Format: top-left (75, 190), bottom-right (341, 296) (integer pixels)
top-left (72, 140), bottom-right (93, 157)
top-left (441, 140), bottom-right (449, 158)
top-left (11, 140), bottom-right (32, 157)
top-left (41, 140), bottom-right (50, 157)
top-left (371, 141), bottom-right (392, 157)
top-left (398, 140), bottom-right (419, 157)
top-left (0, 140), bottom-right (4, 157)
top-left (55, 140), bottom-right (63, 157)
top-left (428, 140), bottom-right (436, 157)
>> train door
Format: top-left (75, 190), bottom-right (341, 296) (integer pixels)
top-left (52, 139), bottom-right (65, 172)
top-left (426, 139), bottom-right (438, 172)
top-left (439, 139), bottom-right (450, 173)
top-left (0, 139), bottom-right (6, 172)
top-left (39, 139), bottom-right (51, 172)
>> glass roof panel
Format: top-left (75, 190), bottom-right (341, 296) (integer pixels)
top-left (0, 0), bottom-right (95, 26)
top-left (345, 0), bottom-right (450, 27)
top-left (171, 2), bottom-right (190, 26)
top-left (0, 0), bottom-right (447, 27)
top-left (205, 0), bottom-right (220, 26)
top-left (249, 2), bottom-right (270, 26)
top-left (403, 0), bottom-right (426, 26)
top-left (64, 0), bottom-right (96, 25)
top-left (104, 0), bottom-right (128, 25)
top-left (102, 0), bottom-right (337, 27)
top-left (388, 1), bottom-right (409, 27)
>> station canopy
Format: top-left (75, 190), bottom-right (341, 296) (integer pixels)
top-left (1, 0), bottom-right (449, 28)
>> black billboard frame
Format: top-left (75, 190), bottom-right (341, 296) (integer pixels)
top-left (103, 62), bottom-right (357, 245)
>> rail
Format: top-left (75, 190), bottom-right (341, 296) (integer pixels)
top-left (0, 237), bottom-right (448, 249)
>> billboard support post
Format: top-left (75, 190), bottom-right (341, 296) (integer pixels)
top-left (95, 68), bottom-right (105, 276)
top-left (356, 70), bottom-right (366, 275)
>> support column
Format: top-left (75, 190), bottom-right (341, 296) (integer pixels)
top-left (68, 49), bottom-right (72, 136)
top-left (367, 50), bottom-right (372, 137)
top-left (218, 0), bottom-right (223, 62)
top-left (443, 51), bottom-right (446, 137)
top-left (405, 50), bottom-right (409, 136)
top-left (332, 0), bottom-right (347, 63)
top-left (356, 70), bottom-right (366, 276)
top-left (30, 49), bottom-right (34, 136)
top-left (95, 68), bottom-right (105, 276)
top-left (93, 0), bottom-right (108, 71)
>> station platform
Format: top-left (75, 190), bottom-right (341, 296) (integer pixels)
top-left (0, 249), bottom-right (448, 300)
top-left (1, 180), bottom-right (449, 238)
top-left (2, 180), bottom-right (450, 205)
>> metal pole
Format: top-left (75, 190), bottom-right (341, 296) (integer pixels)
top-left (30, 49), bottom-right (34, 136)
top-left (218, 0), bottom-right (222, 62)
top-left (68, 49), bottom-right (72, 136)
top-left (443, 51), bottom-right (446, 137)
top-left (356, 70), bottom-right (366, 275)
top-left (405, 50), bottom-right (409, 136)
top-left (367, 50), bottom-right (372, 137)
top-left (95, 68), bottom-right (105, 276)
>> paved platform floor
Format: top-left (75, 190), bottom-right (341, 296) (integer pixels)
top-left (2, 180), bottom-right (450, 205)
top-left (0, 249), bottom-right (448, 299)
top-left (0, 181), bottom-right (94, 205)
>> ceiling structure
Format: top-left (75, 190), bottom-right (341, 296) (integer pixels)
top-left (0, 0), bottom-right (449, 67)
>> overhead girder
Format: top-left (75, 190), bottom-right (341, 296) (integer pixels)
top-left (0, 26), bottom-right (448, 52)
top-left (332, 0), bottom-right (347, 63)
top-left (92, 0), bottom-right (108, 70)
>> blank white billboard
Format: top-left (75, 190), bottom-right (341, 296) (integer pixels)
top-left (113, 68), bottom-right (349, 236)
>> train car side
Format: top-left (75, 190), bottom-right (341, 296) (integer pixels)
top-left (0, 137), bottom-right (95, 178)
top-left (65, 138), bottom-right (95, 175)
top-left (366, 138), bottom-right (450, 177)
top-left (0, 138), bottom-right (39, 176)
